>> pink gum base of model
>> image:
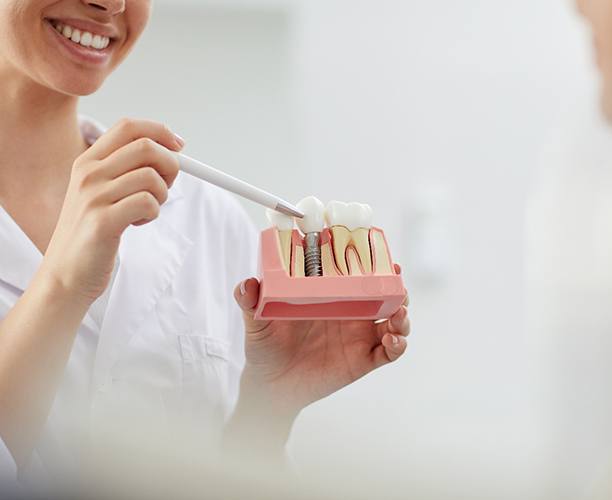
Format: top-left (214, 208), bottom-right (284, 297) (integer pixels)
top-left (254, 227), bottom-right (407, 320)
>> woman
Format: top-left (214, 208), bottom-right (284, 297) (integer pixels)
top-left (0, 0), bottom-right (410, 490)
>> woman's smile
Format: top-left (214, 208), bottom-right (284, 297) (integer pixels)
top-left (43, 16), bottom-right (116, 66)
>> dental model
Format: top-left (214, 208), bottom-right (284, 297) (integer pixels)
top-left (296, 196), bottom-right (325, 277)
top-left (254, 195), bottom-right (406, 320)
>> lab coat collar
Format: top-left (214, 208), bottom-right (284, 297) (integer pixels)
top-left (0, 115), bottom-right (188, 340)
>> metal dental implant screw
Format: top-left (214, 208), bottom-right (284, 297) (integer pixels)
top-left (304, 232), bottom-right (323, 277)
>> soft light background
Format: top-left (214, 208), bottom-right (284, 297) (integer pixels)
top-left (81, 1), bottom-right (598, 498)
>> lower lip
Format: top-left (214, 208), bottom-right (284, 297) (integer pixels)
top-left (44, 19), bottom-right (113, 66)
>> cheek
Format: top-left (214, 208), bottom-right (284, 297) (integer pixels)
top-left (0, 18), bottom-right (44, 80)
top-left (0, 4), bottom-right (26, 59)
top-left (110, 2), bottom-right (150, 66)
top-left (126, 3), bottom-right (151, 46)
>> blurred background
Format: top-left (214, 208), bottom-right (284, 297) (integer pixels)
top-left (81, 0), bottom-right (606, 498)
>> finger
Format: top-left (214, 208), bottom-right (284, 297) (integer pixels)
top-left (376, 306), bottom-right (410, 338)
top-left (99, 166), bottom-right (169, 206)
top-left (234, 277), bottom-right (260, 312)
top-left (390, 306), bottom-right (410, 336)
top-left (99, 137), bottom-right (180, 188)
top-left (80, 118), bottom-right (184, 162)
top-left (372, 334), bottom-right (407, 368)
top-left (233, 278), bottom-right (272, 334)
top-left (383, 334), bottom-right (408, 362)
top-left (105, 191), bottom-right (161, 234)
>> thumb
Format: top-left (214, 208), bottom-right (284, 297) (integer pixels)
top-left (233, 278), bottom-right (271, 334)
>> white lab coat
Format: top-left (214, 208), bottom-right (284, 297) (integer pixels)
top-left (0, 116), bottom-right (259, 486)
top-left (526, 103), bottom-right (612, 499)
top-left (0, 438), bottom-right (16, 482)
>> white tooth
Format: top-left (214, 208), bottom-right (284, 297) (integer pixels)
top-left (266, 209), bottom-right (294, 275)
top-left (325, 201), bottom-right (372, 230)
top-left (325, 201), bottom-right (373, 275)
top-left (296, 196), bottom-right (325, 235)
top-left (92, 35), bottom-right (103, 49)
top-left (71, 29), bottom-right (81, 43)
top-left (355, 203), bottom-right (373, 229)
top-left (266, 209), bottom-right (294, 231)
top-left (325, 200), bottom-right (352, 228)
top-left (80, 31), bottom-right (93, 47)
top-left (54, 23), bottom-right (63, 32)
top-left (102, 37), bottom-right (110, 49)
top-left (62, 25), bottom-right (72, 38)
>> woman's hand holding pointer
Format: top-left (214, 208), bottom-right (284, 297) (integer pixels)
top-left (40, 118), bottom-right (184, 305)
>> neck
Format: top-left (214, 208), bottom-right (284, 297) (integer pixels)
top-left (0, 62), bottom-right (87, 199)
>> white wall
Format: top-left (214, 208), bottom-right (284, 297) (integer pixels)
top-left (81, 1), bottom-right (597, 497)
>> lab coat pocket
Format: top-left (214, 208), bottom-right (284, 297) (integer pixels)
top-left (176, 334), bottom-right (232, 424)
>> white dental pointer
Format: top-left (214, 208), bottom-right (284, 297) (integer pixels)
top-left (177, 153), bottom-right (304, 219)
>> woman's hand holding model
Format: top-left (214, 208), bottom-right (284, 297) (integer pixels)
top-left (226, 274), bottom-right (410, 455)
top-left (40, 119), bottom-right (184, 304)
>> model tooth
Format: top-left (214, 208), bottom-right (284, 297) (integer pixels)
top-left (325, 200), bottom-right (351, 228)
top-left (266, 209), bottom-right (294, 274)
top-left (325, 201), bottom-right (373, 275)
top-left (296, 196), bottom-right (325, 235)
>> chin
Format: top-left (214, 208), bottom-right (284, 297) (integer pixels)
top-left (46, 73), bottom-right (106, 97)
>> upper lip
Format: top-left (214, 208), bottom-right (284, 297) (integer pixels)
top-left (46, 17), bottom-right (120, 40)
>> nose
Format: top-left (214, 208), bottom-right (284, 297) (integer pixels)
top-left (80, 0), bottom-right (125, 15)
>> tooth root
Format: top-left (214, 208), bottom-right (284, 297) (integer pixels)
top-left (321, 242), bottom-right (340, 276)
top-left (351, 228), bottom-right (373, 274)
top-left (277, 230), bottom-right (292, 275)
top-left (330, 226), bottom-right (351, 276)
top-left (292, 244), bottom-right (305, 278)
top-left (346, 248), bottom-right (364, 276)
top-left (371, 229), bottom-right (394, 275)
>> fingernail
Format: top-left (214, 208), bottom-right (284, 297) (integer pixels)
top-left (174, 133), bottom-right (186, 149)
top-left (240, 280), bottom-right (247, 296)
top-left (391, 335), bottom-right (399, 346)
